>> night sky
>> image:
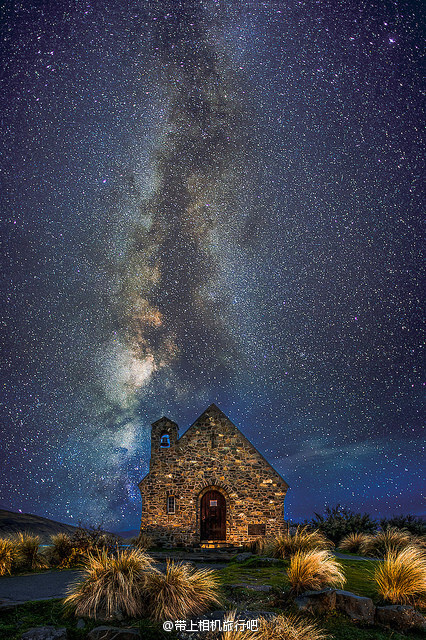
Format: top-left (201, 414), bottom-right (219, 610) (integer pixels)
top-left (1, 0), bottom-right (424, 532)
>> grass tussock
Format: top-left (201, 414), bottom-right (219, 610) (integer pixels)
top-left (46, 533), bottom-right (74, 567)
top-left (216, 610), bottom-right (258, 640)
top-left (338, 532), bottom-right (372, 554)
top-left (375, 545), bottom-right (426, 606)
top-left (14, 532), bottom-right (48, 570)
top-left (361, 527), bottom-right (413, 557)
top-left (244, 536), bottom-right (275, 555)
top-left (143, 560), bottom-right (221, 622)
top-left (258, 614), bottom-right (329, 640)
top-left (64, 548), bottom-right (155, 619)
top-left (215, 611), bottom-right (329, 640)
top-left (131, 532), bottom-right (154, 550)
top-left (271, 527), bottom-right (333, 559)
top-left (287, 549), bottom-right (345, 594)
top-left (0, 538), bottom-right (16, 575)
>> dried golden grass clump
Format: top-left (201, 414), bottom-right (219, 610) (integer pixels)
top-left (338, 532), bottom-right (371, 554)
top-left (215, 611), bottom-right (329, 640)
top-left (271, 527), bottom-right (333, 559)
top-left (0, 538), bottom-right (16, 575)
top-left (143, 560), bottom-right (221, 622)
top-left (258, 614), bottom-right (329, 640)
top-left (245, 536), bottom-right (274, 556)
top-left (361, 527), bottom-right (413, 557)
top-left (375, 545), bottom-right (426, 606)
top-left (64, 548), bottom-right (155, 619)
top-left (287, 549), bottom-right (345, 594)
top-left (131, 532), bottom-right (153, 550)
top-left (46, 533), bottom-right (74, 567)
top-left (14, 532), bottom-right (47, 570)
top-left (217, 610), bottom-right (258, 640)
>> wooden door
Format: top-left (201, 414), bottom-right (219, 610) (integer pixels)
top-left (200, 490), bottom-right (226, 541)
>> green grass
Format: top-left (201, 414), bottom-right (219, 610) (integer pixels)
top-left (340, 559), bottom-right (377, 599)
top-left (219, 557), bottom-right (289, 588)
top-left (220, 557), bottom-right (377, 597)
top-left (0, 600), bottom-right (177, 640)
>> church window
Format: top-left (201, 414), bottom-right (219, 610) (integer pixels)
top-left (160, 433), bottom-right (171, 448)
top-left (167, 495), bottom-right (175, 514)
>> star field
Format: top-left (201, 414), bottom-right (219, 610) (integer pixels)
top-left (1, 0), bottom-right (424, 530)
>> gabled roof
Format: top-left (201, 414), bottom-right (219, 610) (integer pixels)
top-left (177, 403), bottom-right (289, 490)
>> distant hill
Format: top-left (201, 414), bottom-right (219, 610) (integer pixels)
top-left (0, 509), bottom-right (79, 542)
top-left (115, 529), bottom-right (139, 540)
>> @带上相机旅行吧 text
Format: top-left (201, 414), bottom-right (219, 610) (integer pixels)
top-left (162, 618), bottom-right (259, 632)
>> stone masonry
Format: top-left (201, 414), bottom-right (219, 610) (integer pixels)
top-left (138, 404), bottom-right (289, 546)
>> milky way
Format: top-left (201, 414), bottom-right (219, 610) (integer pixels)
top-left (1, 0), bottom-right (424, 529)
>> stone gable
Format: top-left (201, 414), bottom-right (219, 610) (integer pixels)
top-left (139, 404), bottom-right (289, 546)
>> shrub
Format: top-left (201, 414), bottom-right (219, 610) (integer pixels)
top-left (142, 560), bottom-right (221, 621)
top-left (14, 532), bottom-right (47, 570)
top-left (64, 548), bottom-right (155, 619)
top-left (270, 527), bottom-right (332, 559)
top-left (69, 523), bottom-right (119, 555)
top-left (307, 505), bottom-right (377, 544)
top-left (361, 527), bottom-right (413, 557)
top-left (380, 515), bottom-right (426, 537)
top-left (0, 538), bottom-right (16, 575)
top-left (258, 613), bottom-right (329, 640)
top-left (287, 549), bottom-right (345, 594)
top-left (375, 545), bottom-right (426, 606)
top-left (45, 533), bottom-right (74, 567)
top-left (131, 532), bottom-right (153, 550)
top-left (338, 532), bottom-right (372, 554)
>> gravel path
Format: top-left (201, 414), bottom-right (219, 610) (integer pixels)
top-left (0, 570), bottom-right (82, 606)
top-left (0, 561), bottom-right (228, 607)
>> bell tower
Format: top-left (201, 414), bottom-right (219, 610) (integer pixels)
top-left (150, 416), bottom-right (178, 469)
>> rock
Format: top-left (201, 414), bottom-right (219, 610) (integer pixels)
top-left (294, 589), bottom-right (336, 614)
top-left (87, 628), bottom-right (141, 640)
top-left (230, 583), bottom-right (272, 592)
top-left (235, 552), bottom-right (253, 562)
top-left (375, 605), bottom-right (426, 632)
top-left (335, 590), bottom-right (375, 622)
top-left (247, 585), bottom-right (272, 592)
top-left (259, 557), bottom-right (281, 564)
top-left (76, 619), bottom-right (85, 629)
top-left (21, 628), bottom-right (67, 640)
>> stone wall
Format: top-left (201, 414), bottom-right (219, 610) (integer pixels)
top-left (139, 404), bottom-right (289, 546)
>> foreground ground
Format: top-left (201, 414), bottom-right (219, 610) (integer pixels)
top-left (0, 552), bottom-right (424, 639)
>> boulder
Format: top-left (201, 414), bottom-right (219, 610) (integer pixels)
top-left (375, 605), bottom-right (426, 632)
top-left (235, 552), bottom-right (253, 562)
top-left (87, 628), bottom-right (141, 640)
top-left (21, 629), bottom-right (67, 640)
top-left (335, 590), bottom-right (375, 622)
top-left (294, 589), bottom-right (336, 614)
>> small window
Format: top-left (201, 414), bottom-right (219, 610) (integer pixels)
top-left (160, 433), bottom-right (170, 448)
top-left (167, 495), bottom-right (175, 514)
top-left (210, 500), bottom-right (218, 507)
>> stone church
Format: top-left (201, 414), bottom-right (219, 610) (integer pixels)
top-left (138, 404), bottom-right (289, 546)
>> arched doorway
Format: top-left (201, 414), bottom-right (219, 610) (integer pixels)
top-left (200, 489), bottom-right (226, 541)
